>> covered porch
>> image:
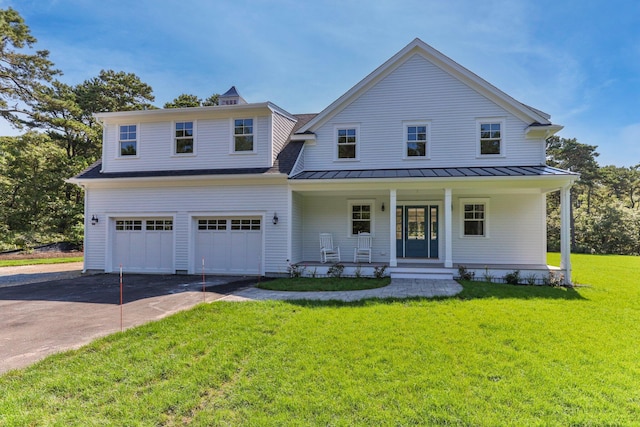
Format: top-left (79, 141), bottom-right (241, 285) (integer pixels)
top-left (287, 167), bottom-right (575, 284)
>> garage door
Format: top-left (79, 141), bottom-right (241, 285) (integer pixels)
top-left (112, 218), bottom-right (174, 273)
top-left (194, 217), bottom-right (262, 275)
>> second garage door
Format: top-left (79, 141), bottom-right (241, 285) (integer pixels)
top-left (194, 217), bottom-right (262, 275)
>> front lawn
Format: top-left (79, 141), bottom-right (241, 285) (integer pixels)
top-left (1, 254), bottom-right (639, 425)
top-left (0, 256), bottom-right (83, 267)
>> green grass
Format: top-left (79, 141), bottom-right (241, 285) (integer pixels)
top-left (258, 276), bottom-right (391, 291)
top-left (1, 254), bottom-right (639, 425)
top-left (0, 256), bottom-right (83, 267)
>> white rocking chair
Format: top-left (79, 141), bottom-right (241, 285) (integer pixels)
top-left (354, 232), bottom-right (372, 263)
top-left (319, 233), bottom-right (341, 263)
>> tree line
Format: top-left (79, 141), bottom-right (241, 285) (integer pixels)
top-left (0, 8), bottom-right (216, 250)
top-left (0, 7), bottom-right (638, 254)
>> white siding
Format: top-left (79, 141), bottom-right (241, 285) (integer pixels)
top-left (271, 112), bottom-right (296, 164)
top-left (84, 180), bottom-right (289, 275)
top-left (104, 115), bottom-right (274, 173)
top-left (304, 54), bottom-right (546, 171)
top-left (300, 195), bottom-right (390, 263)
top-left (452, 193), bottom-right (545, 265)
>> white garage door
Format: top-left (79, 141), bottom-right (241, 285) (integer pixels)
top-left (112, 219), bottom-right (174, 273)
top-left (194, 217), bottom-right (262, 275)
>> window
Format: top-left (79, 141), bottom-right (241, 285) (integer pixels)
top-left (337, 126), bottom-right (358, 159)
top-left (349, 200), bottom-right (373, 236)
top-left (231, 219), bottom-right (261, 230)
top-left (233, 118), bottom-right (254, 152)
top-left (478, 120), bottom-right (504, 156)
top-left (404, 122), bottom-right (429, 158)
top-left (198, 219), bottom-right (227, 230)
top-left (119, 125), bottom-right (137, 156)
top-left (175, 121), bottom-right (194, 154)
top-left (146, 220), bottom-right (173, 231)
top-left (116, 220), bottom-right (142, 231)
top-left (460, 199), bottom-right (489, 237)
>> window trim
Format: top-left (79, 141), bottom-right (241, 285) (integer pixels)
top-left (230, 117), bottom-right (257, 154)
top-left (173, 120), bottom-right (196, 156)
top-left (459, 198), bottom-right (490, 238)
top-left (117, 123), bottom-right (139, 158)
top-left (403, 120), bottom-right (431, 160)
top-left (476, 118), bottom-right (506, 158)
top-left (334, 124), bottom-right (360, 162)
top-left (347, 199), bottom-right (375, 237)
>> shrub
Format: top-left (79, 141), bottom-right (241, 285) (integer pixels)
top-left (373, 265), bottom-right (388, 279)
top-left (503, 270), bottom-right (521, 285)
top-left (543, 271), bottom-right (565, 287)
top-left (524, 274), bottom-right (538, 285)
top-left (287, 262), bottom-right (306, 278)
top-left (327, 263), bottom-right (345, 278)
top-left (457, 265), bottom-right (475, 281)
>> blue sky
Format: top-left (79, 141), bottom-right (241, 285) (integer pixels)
top-left (2, 0), bottom-right (639, 167)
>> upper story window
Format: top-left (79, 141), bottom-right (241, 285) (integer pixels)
top-left (233, 118), bottom-right (254, 152)
top-left (460, 198), bottom-right (489, 238)
top-left (478, 119), bottom-right (505, 156)
top-left (336, 125), bottom-right (358, 160)
top-left (119, 125), bottom-right (137, 156)
top-left (175, 121), bottom-right (194, 154)
top-left (404, 122), bottom-right (430, 158)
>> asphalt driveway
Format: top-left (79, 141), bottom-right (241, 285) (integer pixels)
top-left (0, 271), bottom-right (255, 374)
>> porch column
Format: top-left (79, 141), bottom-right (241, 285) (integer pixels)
top-left (444, 188), bottom-right (453, 268)
top-left (389, 189), bottom-right (397, 267)
top-left (560, 185), bottom-right (572, 284)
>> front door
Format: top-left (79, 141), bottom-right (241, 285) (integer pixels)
top-left (396, 205), bottom-right (439, 259)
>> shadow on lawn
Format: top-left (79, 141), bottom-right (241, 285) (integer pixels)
top-left (280, 281), bottom-right (587, 308)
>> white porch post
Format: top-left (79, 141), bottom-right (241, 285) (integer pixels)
top-left (389, 189), bottom-right (397, 267)
top-left (444, 188), bottom-right (453, 268)
top-left (560, 185), bottom-right (572, 284)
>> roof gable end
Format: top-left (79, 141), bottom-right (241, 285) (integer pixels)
top-left (298, 38), bottom-right (552, 133)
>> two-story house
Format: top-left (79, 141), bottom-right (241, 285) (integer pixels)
top-left (70, 39), bottom-right (578, 283)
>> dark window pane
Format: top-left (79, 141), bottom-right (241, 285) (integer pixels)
top-left (338, 144), bottom-right (356, 158)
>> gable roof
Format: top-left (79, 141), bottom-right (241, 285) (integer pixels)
top-left (298, 38), bottom-right (554, 134)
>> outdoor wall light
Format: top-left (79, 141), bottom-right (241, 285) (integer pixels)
top-left (381, 202), bottom-right (385, 212)
top-left (91, 214), bottom-right (99, 225)
top-left (272, 212), bottom-right (279, 225)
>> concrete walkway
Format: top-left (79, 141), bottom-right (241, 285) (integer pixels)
top-left (223, 278), bottom-right (463, 302)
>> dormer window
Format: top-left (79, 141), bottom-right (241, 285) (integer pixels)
top-left (175, 121), bottom-right (194, 154)
top-left (233, 118), bottom-right (254, 152)
top-left (119, 124), bottom-right (137, 156)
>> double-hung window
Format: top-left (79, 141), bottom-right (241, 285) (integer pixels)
top-left (336, 126), bottom-right (358, 160)
top-left (233, 118), bottom-right (254, 152)
top-left (119, 125), bottom-right (137, 156)
top-left (478, 119), bottom-right (504, 156)
top-left (404, 122), bottom-right (429, 158)
top-left (348, 200), bottom-right (374, 236)
top-left (175, 121), bottom-right (194, 154)
top-left (461, 199), bottom-right (489, 237)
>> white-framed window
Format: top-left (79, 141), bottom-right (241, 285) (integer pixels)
top-left (403, 121), bottom-right (430, 158)
top-left (348, 199), bottom-right (374, 236)
top-left (118, 124), bottom-right (137, 157)
top-left (336, 125), bottom-right (359, 160)
top-left (233, 118), bottom-right (255, 152)
top-left (115, 220), bottom-right (142, 231)
top-left (175, 121), bottom-right (194, 154)
top-left (460, 198), bottom-right (489, 237)
top-left (477, 118), bottom-right (505, 157)
top-left (146, 220), bottom-right (173, 231)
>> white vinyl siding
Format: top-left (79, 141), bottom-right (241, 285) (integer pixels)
top-left (272, 112), bottom-right (296, 164)
top-left (83, 180), bottom-right (289, 275)
top-left (299, 195), bottom-right (390, 263)
top-left (102, 115), bottom-right (274, 173)
top-left (452, 193), bottom-right (545, 265)
top-left (303, 54), bottom-right (545, 171)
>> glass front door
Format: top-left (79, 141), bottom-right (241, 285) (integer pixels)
top-left (396, 205), bottom-right (439, 259)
